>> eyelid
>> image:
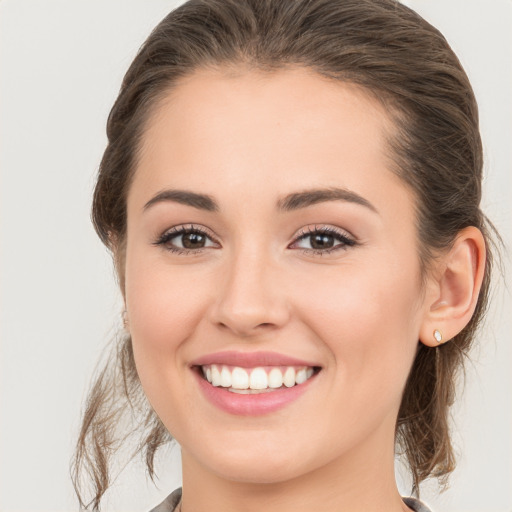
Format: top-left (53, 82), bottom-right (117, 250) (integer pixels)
top-left (160, 223), bottom-right (218, 241)
top-left (289, 224), bottom-right (357, 254)
top-left (292, 224), bottom-right (355, 241)
top-left (153, 223), bottom-right (220, 253)
top-left (153, 223), bottom-right (357, 255)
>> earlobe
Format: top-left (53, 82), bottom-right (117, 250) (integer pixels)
top-left (419, 226), bottom-right (486, 347)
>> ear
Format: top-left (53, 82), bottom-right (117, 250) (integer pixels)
top-left (419, 226), bottom-right (486, 347)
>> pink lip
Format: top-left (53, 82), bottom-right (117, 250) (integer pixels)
top-left (190, 350), bottom-right (320, 368)
top-left (192, 367), bottom-right (319, 416)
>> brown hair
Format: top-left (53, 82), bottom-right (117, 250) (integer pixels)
top-left (72, 0), bottom-right (496, 509)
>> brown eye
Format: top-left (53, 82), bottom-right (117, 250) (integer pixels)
top-left (182, 232), bottom-right (207, 249)
top-left (310, 233), bottom-right (335, 250)
top-left (292, 226), bottom-right (356, 254)
top-left (154, 225), bottom-right (218, 254)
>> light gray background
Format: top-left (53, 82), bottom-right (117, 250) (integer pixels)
top-left (1, 1), bottom-right (510, 511)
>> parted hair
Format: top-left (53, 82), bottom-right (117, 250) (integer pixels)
top-left (72, 0), bottom-right (496, 509)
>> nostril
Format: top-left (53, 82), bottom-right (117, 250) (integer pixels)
top-left (216, 320), bottom-right (278, 337)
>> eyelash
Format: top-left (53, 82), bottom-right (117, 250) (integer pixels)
top-left (292, 225), bottom-right (357, 255)
top-left (153, 224), bottom-right (357, 256)
top-left (152, 224), bottom-right (217, 256)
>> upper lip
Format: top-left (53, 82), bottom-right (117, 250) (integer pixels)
top-left (190, 350), bottom-right (321, 368)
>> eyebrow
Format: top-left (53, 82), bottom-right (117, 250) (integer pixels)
top-left (143, 187), bottom-right (378, 214)
top-left (143, 189), bottom-right (219, 212)
top-left (277, 187), bottom-right (378, 213)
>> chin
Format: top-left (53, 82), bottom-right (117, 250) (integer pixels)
top-left (212, 459), bottom-right (303, 485)
top-left (195, 440), bottom-right (318, 485)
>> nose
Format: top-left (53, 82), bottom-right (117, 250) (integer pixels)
top-left (208, 246), bottom-right (291, 338)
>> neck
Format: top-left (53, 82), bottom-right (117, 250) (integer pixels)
top-left (179, 421), bottom-right (411, 512)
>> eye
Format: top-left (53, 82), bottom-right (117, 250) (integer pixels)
top-left (153, 224), bottom-right (219, 254)
top-left (290, 225), bottom-right (357, 255)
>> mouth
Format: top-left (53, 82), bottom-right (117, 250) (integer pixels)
top-left (195, 364), bottom-right (321, 394)
top-left (190, 351), bottom-right (323, 415)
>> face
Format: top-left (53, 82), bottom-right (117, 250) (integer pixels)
top-left (124, 67), bottom-right (429, 484)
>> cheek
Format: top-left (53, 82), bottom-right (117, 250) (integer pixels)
top-left (293, 262), bottom-right (422, 450)
top-left (123, 252), bottom-right (216, 428)
top-left (299, 255), bottom-right (421, 332)
top-left (126, 250), bottom-right (206, 340)
top-left (295, 257), bottom-right (422, 388)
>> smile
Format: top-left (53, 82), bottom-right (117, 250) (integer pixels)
top-left (191, 351), bottom-right (322, 415)
top-left (200, 364), bottom-right (317, 393)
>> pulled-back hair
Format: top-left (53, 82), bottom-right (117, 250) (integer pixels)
top-left (72, 0), bottom-right (496, 509)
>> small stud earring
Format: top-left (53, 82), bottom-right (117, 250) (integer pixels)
top-left (122, 310), bottom-right (129, 328)
top-left (433, 329), bottom-right (443, 344)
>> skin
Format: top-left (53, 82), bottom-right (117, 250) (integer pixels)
top-left (121, 67), bottom-right (485, 512)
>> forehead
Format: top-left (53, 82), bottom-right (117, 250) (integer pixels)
top-left (130, 66), bottom-right (407, 214)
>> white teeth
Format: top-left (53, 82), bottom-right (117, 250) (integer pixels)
top-left (283, 367), bottom-right (296, 387)
top-left (220, 366), bottom-right (232, 388)
top-left (211, 365), bottom-right (221, 386)
top-left (201, 364), bottom-right (317, 391)
top-left (249, 367), bottom-right (268, 390)
top-left (295, 368), bottom-right (307, 384)
top-left (231, 367), bottom-right (249, 389)
top-left (268, 368), bottom-right (283, 388)
top-left (228, 387), bottom-right (276, 394)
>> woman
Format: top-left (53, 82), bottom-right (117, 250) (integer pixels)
top-left (72, 1), bottom-right (496, 511)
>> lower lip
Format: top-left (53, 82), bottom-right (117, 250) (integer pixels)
top-left (193, 368), bottom-right (318, 416)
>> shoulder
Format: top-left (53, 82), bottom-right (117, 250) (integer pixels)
top-left (402, 496), bottom-right (435, 512)
top-left (149, 487), bottom-right (182, 512)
